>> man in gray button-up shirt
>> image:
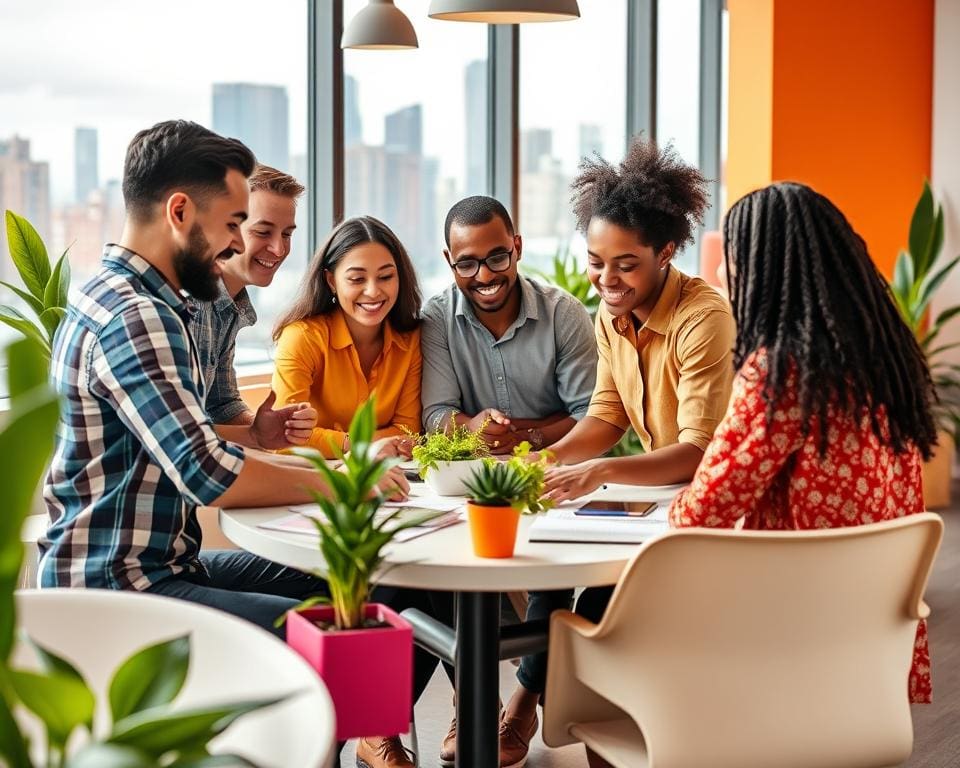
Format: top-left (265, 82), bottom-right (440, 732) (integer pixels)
top-left (188, 165), bottom-right (305, 424)
top-left (421, 196), bottom-right (597, 455)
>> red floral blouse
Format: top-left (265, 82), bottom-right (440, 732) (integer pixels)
top-left (669, 352), bottom-right (932, 703)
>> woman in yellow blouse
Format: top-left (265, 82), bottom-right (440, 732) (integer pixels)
top-left (272, 216), bottom-right (422, 457)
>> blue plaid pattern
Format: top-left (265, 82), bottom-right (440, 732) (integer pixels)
top-left (187, 282), bottom-right (257, 423)
top-left (39, 245), bottom-right (245, 590)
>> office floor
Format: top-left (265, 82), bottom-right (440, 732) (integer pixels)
top-left (340, 496), bottom-right (960, 768)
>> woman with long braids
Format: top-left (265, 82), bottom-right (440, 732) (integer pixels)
top-left (669, 181), bottom-right (936, 704)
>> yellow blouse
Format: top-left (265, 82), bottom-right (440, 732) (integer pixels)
top-left (272, 309), bottom-right (422, 457)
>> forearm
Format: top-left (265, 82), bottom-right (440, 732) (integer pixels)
top-left (213, 424), bottom-right (258, 449)
top-left (549, 416), bottom-right (624, 464)
top-left (593, 442), bottom-right (704, 486)
top-left (211, 452), bottom-right (329, 508)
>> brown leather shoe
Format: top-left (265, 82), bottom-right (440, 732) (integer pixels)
top-left (438, 714), bottom-right (457, 766)
top-left (498, 710), bottom-right (539, 768)
top-left (355, 736), bottom-right (416, 768)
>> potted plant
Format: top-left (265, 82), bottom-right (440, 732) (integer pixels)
top-left (889, 181), bottom-right (960, 508)
top-left (284, 395), bottom-right (440, 741)
top-left (462, 443), bottom-right (553, 558)
top-left (406, 416), bottom-right (490, 495)
top-left (1, 210), bottom-right (70, 360)
top-left (1, 338), bottom-right (283, 768)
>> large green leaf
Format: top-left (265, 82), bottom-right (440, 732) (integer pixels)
top-left (39, 305), bottom-right (66, 340)
top-left (0, 684), bottom-right (31, 768)
top-left (0, 280), bottom-right (45, 320)
top-left (891, 251), bottom-right (915, 324)
top-left (0, 304), bottom-right (50, 354)
top-left (7, 332), bottom-right (48, 399)
top-left (43, 249), bottom-right (71, 312)
top-left (7, 668), bottom-right (95, 748)
top-left (918, 254), bottom-right (960, 316)
top-left (908, 181), bottom-right (936, 281)
top-left (108, 697), bottom-right (285, 757)
top-left (64, 742), bottom-right (155, 768)
top-left (5, 210), bottom-right (51, 301)
top-left (109, 634), bottom-right (191, 723)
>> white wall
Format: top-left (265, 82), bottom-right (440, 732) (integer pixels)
top-left (931, 0), bottom-right (960, 361)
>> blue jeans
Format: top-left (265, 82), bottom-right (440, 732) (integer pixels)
top-left (516, 586), bottom-right (616, 695)
top-left (145, 550), bottom-right (327, 639)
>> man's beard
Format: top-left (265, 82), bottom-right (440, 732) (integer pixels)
top-left (173, 224), bottom-right (233, 301)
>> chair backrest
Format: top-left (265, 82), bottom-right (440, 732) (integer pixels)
top-left (583, 513), bottom-right (942, 768)
top-left (12, 589), bottom-right (335, 768)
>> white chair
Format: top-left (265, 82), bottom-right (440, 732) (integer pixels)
top-left (542, 513), bottom-right (943, 768)
top-left (12, 589), bottom-right (336, 767)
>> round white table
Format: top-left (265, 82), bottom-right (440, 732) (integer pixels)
top-left (220, 482), bottom-right (678, 768)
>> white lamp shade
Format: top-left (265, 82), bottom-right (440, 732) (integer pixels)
top-left (428, 0), bottom-right (580, 23)
top-left (342, 0), bottom-right (419, 50)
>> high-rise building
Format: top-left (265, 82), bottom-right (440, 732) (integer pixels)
top-left (579, 124), bottom-right (603, 163)
top-left (74, 127), bottom-right (99, 205)
top-left (464, 59), bottom-right (487, 195)
top-left (212, 83), bottom-right (289, 170)
top-left (0, 136), bottom-right (51, 284)
top-left (522, 128), bottom-right (553, 173)
top-left (344, 75), bottom-right (363, 148)
top-left (385, 105), bottom-right (422, 155)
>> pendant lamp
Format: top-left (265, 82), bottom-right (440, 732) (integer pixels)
top-left (427, 0), bottom-right (580, 23)
top-left (342, 0), bottom-right (419, 50)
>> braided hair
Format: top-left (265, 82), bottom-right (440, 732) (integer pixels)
top-left (571, 136), bottom-right (709, 252)
top-left (724, 182), bottom-right (937, 458)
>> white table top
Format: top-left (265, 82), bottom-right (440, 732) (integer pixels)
top-left (220, 483), bottom-right (680, 592)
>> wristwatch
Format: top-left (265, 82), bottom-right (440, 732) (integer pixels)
top-left (526, 427), bottom-right (545, 450)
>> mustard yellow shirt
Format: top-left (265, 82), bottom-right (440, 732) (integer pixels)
top-left (272, 309), bottom-right (422, 457)
top-left (586, 266), bottom-right (735, 452)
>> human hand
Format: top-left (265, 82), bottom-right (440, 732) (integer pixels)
top-left (251, 391), bottom-right (318, 449)
top-left (468, 408), bottom-right (520, 454)
top-left (543, 460), bottom-right (605, 503)
top-left (375, 465), bottom-right (410, 501)
top-left (372, 435), bottom-right (415, 460)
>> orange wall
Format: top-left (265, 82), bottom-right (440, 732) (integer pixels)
top-left (728, 0), bottom-right (934, 276)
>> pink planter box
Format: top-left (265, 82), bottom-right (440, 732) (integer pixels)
top-left (286, 603), bottom-right (413, 741)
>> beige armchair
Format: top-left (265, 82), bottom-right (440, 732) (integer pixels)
top-left (542, 513), bottom-right (943, 768)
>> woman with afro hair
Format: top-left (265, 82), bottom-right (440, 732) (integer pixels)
top-left (498, 137), bottom-right (737, 767)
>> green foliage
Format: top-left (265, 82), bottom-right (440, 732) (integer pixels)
top-left (606, 427), bottom-right (645, 457)
top-left (464, 443), bottom-right (554, 515)
top-left (529, 244), bottom-right (600, 318)
top-left (405, 415), bottom-right (490, 476)
top-left (0, 338), bottom-right (278, 766)
top-left (291, 396), bottom-right (442, 630)
top-left (888, 181), bottom-right (960, 438)
top-left (1, 210), bottom-right (71, 359)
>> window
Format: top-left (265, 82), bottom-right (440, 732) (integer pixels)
top-left (0, 0), bottom-right (307, 361)
top-left (657, 0), bottom-right (702, 274)
top-left (518, 1), bottom-right (627, 275)
top-left (343, 0), bottom-right (488, 300)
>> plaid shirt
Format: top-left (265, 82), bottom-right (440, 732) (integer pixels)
top-left (39, 245), bottom-right (245, 590)
top-left (187, 281), bottom-right (257, 423)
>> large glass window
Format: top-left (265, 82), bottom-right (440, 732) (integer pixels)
top-left (0, 0), bottom-right (307, 361)
top-left (343, 0), bottom-right (488, 300)
top-left (657, 0), bottom-right (702, 274)
top-left (518, 2), bottom-right (627, 275)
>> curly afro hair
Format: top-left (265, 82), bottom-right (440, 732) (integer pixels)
top-left (570, 136), bottom-right (709, 253)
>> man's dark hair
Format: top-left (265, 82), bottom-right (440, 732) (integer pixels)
top-left (122, 120), bottom-right (256, 222)
top-left (725, 181), bottom-right (937, 459)
top-left (444, 195), bottom-right (515, 247)
top-left (570, 136), bottom-right (708, 254)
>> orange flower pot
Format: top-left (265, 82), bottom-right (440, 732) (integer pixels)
top-left (467, 502), bottom-right (521, 558)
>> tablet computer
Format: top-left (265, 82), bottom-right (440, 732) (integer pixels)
top-left (573, 500), bottom-right (657, 518)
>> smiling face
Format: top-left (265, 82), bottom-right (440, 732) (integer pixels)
top-left (445, 216), bottom-right (521, 314)
top-left (325, 241), bottom-right (400, 331)
top-left (218, 189), bottom-right (297, 295)
top-left (585, 217), bottom-right (674, 318)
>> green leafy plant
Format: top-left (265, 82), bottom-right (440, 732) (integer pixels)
top-left (889, 180), bottom-right (960, 438)
top-left (464, 443), bottom-right (554, 515)
top-left (290, 396), bottom-right (441, 630)
top-left (529, 244), bottom-right (600, 318)
top-left (1, 211), bottom-right (71, 359)
top-left (0, 338), bottom-right (281, 768)
top-left (404, 416), bottom-right (490, 477)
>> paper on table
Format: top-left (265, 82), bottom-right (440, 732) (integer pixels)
top-left (528, 507), bottom-right (669, 544)
top-left (289, 495), bottom-right (462, 516)
top-left (259, 508), bottom-right (463, 542)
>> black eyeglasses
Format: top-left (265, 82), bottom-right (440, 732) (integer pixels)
top-left (450, 247), bottom-right (515, 279)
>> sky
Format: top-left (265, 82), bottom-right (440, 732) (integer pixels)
top-left (0, 0), bottom-right (702, 206)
